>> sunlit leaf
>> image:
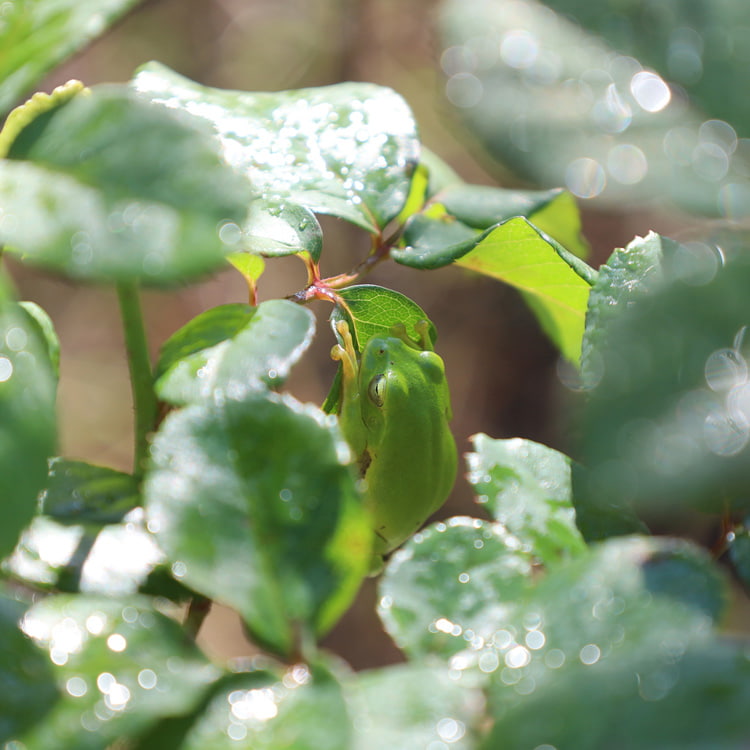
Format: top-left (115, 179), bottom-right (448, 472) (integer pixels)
top-left (179, 659), bottom-right (352, 750)
top-left (380, 531), bottom-right (727, 666)
top-left (0, 592), bottom-right (58, 743)
top-left (0, 280), bottom-right (56, 558)
top-left (17, 595), bottom-right (218, 749)
top-left (0, 0), bottom-right (141, 116)
top-left (466, 435), bottom-right (586, 563)
top-left (348, 663), bottom-right (483, 750)
top-left (132, 62), bottom-right (419, 234)
top-left (1, 85), bottom-right (253, 284)
top-left (580, 241), bottom-right (750, 514)
top-left (41, 458), bottom-right (139, 526)
top-left (242, 198), bottom-right (323, 261)
top-left (324, 285), bottom-right (436, 413)
top-left (144, 389), bottom-right (370, 657)
top-left (438, 0), bottom-right (750, 219)
top-left (439, 184), bottom-right (588, 257)
top-left (379, 517), bottom-right (534, 659)
top-left (155, 300), bottom-right (315, 407)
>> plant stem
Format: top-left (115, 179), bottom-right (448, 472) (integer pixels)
top-left (117, 282), bottom-right (157, 479)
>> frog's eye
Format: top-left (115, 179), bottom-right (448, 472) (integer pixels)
top-left (368, 374), bottom-right (386, 407)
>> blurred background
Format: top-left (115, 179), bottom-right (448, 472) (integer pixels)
top-left (10, 0), bottom-right (748, 668)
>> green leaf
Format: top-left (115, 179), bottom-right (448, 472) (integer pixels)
top-left (0, 592), bottom-right (58, 743)
top-left (482, 638), bottom-right (750, 749)
top-left (132, 62), bottom-right (419, 234)
top-left (0, 80), bottom-right (86, 158)
top-left (324, 285), bottom-right (437, 414)
top-left (1, 85), bottom-right (253, 284)
top-left (379, 517), bottom-right (534, 659)
top-left (0, 1), bottom-right (140, 116)
top-left (451, 218), bottom-right (594, 363)
top-left (729, 525), bottom-right (750, 592)
top-left (570, 461), bottom-right (649, 542)
top-left (7, 510), bottom-right (164, 596)
top-left (538, 0), bottom-right (750, 145)
top-left (466, 435), bottom-right (586, 564)
top-left (41, 458), bottom-right (139, 526)
top-left (581, 231), bottom-right (676, 389)
top-left (242, 198), bottom-right (323, 261)
top-left (438, 0), bottom-right (750, 219)
top-left (155, 300), bottom-right (315, 407)
top-left (348, 663), bottom-right (482, 750)
top-left (19, 300), bottom-right (60, 378)
top-left (380, 532), bottom-right (727, 667)
top-left (331, 284), bottom-right (436, 351)
top-left (144, 389), bottom-right (371, 657)
top-left (439, 184), bottom-right (589, 258)
top-left (179, 659), bottom-right (352, 750)
top-left (0, 280), bottom-right (57, 558)
top-left (580, 239), bottom-right (750, 514)
top-left (17, 595), bottom-right (218, 750)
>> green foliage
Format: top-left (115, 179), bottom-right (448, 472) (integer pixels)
top-left (2, 3), bottom-right (750, 748)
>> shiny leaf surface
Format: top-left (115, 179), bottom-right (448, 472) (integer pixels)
top-left (0, 0), bottom-right (140, 116)
top-left (466, 435), bottom-right (586, 564)
top-left (381, 531), bottom-right (726, 668)
top-left (581, 241), bottom-right (750, 513)
top-left (7, 510), bottom-right (164, 596)
top-left (180, 660), bottom-right (351, 750)
top-left (17, 595), bottom-right (218, 749)
top-left (439, 0), bottom-right (750, 218)
top-left (455, 218), bottom-right (594, 363)
top-left (0, 592), bottom-right (58, 742)
top-left (155, 300), bottom-right (315, 406)
top-left (379, 517), bottom-right (534, 659)
top-left (144, 389), bottom-right (370, 657)
top-left (0, 281), bottom-right (57, 558)
top-left (349, 663), bottom-right (482, 750)
top-left (132, 62), bottom-right (419, 233)
top-left (2, 86), bottom-right (253, 283)
top-left (41, 458), bottom-right (139, 526)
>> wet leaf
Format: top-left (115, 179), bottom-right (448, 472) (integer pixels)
top-left (7, 509), bottom-right (165, 596)
top-left (0, 1), bottom-right (140, 116)
top-left (570, 461), bottom-right (649, 543)
top-left (466, 435), bottom-right (586, 564)
top-left (581, 231), bottom-right (676, 389)
top-left (17, 595), bottom-right (218, 750)
top-left (242, 198), bottom-right (323, 261)
top-left (580, 243), bottom-right (750, 514)
top-left (132, 62), bottom-right (419, 234)
top-left (542, 0), bottom-right (750, 144)
top-left (379, 517), bottom-right (534, 659)
top-left (348, 663), bottom-right (483, 750)
top-left (144, 389), bottom-right (370, 657)
top-left (482, 637), bottom-right (750, 750)
top-left (155, 300), bottom-right (315, 407)
top-left (1, 85), bottom-right (253, 284)
top-left (0, 280), bottom-right (57, 558)
top-left (0, 592), bottom-right (58, 742)
top-left (41, 458), bottom-right (139, 526)
top-left (439, 0), bottom-right (750, 219)
top-left (18, 300), bottom-right (61, 378)
top-left (179, 659), bottom-right (352, 750)
top-left (439, 184), bottom-right (588, 258)
top-left (381, 532), bottom-right (726, 670)
top-left (728, 524), bottom-right (750, 592)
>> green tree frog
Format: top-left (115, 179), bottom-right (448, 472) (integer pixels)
top-left (332, 319), bottom-right (457, 572)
